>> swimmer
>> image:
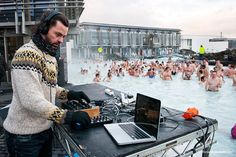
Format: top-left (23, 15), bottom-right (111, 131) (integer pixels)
top-left (199, 76), bottom-right (206, 86)
top-left (93, 73), bottom-right (101, 82)
top-left (160, 67), bottom-right (172, 80)
top-left (104, 71), bottom-right (112, 82)
top-left (205, 70), bottom-right (221, 92)
top-left (232, 74), bottom-right (236, 86)
top-left (182, 63), bottom-right (193, 80)
top-left (143, 68), bottom-right (156, 78)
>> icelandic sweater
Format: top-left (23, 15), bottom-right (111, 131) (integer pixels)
top-left (3, 40), bottom-right (68, 135)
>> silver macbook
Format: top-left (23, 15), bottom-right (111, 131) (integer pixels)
top-left (104, 93), bottom-right (161, 145)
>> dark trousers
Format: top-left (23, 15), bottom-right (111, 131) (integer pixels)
top-left (199, 54), bottom-right (204, 60)
top-left (5, 128), bottom-right (53, 157)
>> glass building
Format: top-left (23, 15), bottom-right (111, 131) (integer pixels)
top-left (76, 22), bottom-right (181, 60)
top-left (0, 0), bottom-right (84, 81)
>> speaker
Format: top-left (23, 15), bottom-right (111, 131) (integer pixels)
top-left (40, 10), bottom-right (61, 34)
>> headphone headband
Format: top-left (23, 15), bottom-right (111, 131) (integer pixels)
top-left (39, 10), bottom-right (61, 34)
top-left (44, 10), bottom-right (61, 22)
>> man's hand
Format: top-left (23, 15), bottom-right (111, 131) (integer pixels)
top-left (67, 90), bottom-right (90, 104)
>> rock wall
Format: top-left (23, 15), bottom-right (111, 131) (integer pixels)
top-left (204, 49), bottom-right (236, 66)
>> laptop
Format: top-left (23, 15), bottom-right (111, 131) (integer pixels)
top-left (104, 93), bottom-right (161, 145)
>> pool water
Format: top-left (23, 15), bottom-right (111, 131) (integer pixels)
top-left (68, 59), bottom-right (236, 157)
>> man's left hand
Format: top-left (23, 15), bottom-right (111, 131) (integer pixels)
top-left (67, 90), bottom-right (91, 104)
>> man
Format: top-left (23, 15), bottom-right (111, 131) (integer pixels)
top-left (182, 62), bottom-right (193, 80)
top-left (205, 70), bottom-right (222, 92)
top-left (160, 67), bottom-right (172, 80)
top-left (199, 45), bottom-right (205, 60)
top-left (3, 10), bottom-right (91, 157)
top-left (215, 60), bottom-right (223, 71)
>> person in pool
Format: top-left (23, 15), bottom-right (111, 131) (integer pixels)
top-left (103, 70), bottom-right (112, 82)
top-left (160, 67), bottom-right (172, 80)
top-left (182, 62), bottom-right (193, 80)
top-left (205, 70), bottom-right (221, 92)
top-left (93, 72), bottom-right (101, 82)
top-left (232, 73), bottom-right (236, 86)
top-left (143, 68), bottom-right (156, 78)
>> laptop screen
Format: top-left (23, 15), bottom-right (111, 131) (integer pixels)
top-left (134, 93), bottom-right (161, 137)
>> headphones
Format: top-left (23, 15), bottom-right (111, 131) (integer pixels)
top-left (39, 10), bottom-right (61, 34)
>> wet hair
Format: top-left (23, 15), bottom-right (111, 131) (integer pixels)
top-left (201, 64), bottom-right (206, 69)
top-left (211, 70), bottom-right (217, 74)
top-left (165, 67), bottom-right (169, 71)
top-left (200, 76), bottom-right (205, 81)
top-left (95, 73), bottom-right (100, 77)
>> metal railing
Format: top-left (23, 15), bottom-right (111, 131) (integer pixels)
top-left (0, 0), bottom-right (84, 23)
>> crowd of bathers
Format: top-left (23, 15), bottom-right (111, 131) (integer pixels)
top-left (80, 57), bottom-right (236, 92)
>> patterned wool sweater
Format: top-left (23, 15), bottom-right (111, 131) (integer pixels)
top-left (3, 40), bottom-right (68, 135)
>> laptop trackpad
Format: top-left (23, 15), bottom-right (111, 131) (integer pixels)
top-left (104, 122), bottom-right (155, 145)
top-left (105, 123), bottom-right (135, 143)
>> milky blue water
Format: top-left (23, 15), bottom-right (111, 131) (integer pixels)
top-left (68, 58), bottom-right (236, 157)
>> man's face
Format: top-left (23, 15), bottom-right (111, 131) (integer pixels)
top-left (211, 72), bottom-right (217, 78)
top-left (45, 21), bottom-right (68, 48)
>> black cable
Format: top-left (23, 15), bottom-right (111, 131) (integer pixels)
top-left (188, 115), bottom-right (210, 157)
top-left (161, 107), bottom-right (184, 118)
top-left (162, 112), bottom-right (184, 119)
top-left (163, 107), bottom-right (211, 155)
top-left (202, 118), bottom-right (216, 155)
top-left (162, 117), bottom-right (180, 131)
top-left (173, 120), bottom-right (205, 157)
top-left (193, 117), bottom-right (209, 149)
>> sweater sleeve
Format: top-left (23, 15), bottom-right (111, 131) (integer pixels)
top-left (11, 48), bottom-right (66, 124)
top-left (55, 86), bottom-right (69, 100)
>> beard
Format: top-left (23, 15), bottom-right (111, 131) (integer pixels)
top-left (32, 33), bottom-right (59, 57)
top-left (44, 35), bottom-right (60, 50)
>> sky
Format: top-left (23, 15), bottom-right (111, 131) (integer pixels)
top-left (80, 0), bottom-right (236, 38)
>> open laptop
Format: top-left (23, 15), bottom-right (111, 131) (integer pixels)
top-left (104, 93), bottom-right (161, 145)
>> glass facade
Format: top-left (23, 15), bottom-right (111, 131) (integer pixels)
top-left (0, 0), bottom-right (84, 82)
top-left (0, 0), bottom-right (84, 23)
top-left (76, 23), bottom-right (181, 59)
top-left (0, 0), bottom-right (84, 49)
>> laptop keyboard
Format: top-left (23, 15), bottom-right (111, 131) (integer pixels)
top-left (119, 123), bottom-right (150, 139)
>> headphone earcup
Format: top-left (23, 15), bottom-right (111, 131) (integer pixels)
top-left (41, 24), bottom-right (49, 34)
top-left (38, 11), bottom-right (61, 34)
top-left (37, 22), bottom-right (47, 34)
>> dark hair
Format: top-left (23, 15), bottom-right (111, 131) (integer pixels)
top-left (201, 64), bottom-right (206, 69)
top-left (34, 10), bottom-right (69, 34)
top-left (200, 76), bottom-right (205, 81)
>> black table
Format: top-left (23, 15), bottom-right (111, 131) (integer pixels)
top-left (54, 83), bottom-right (218, 157)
